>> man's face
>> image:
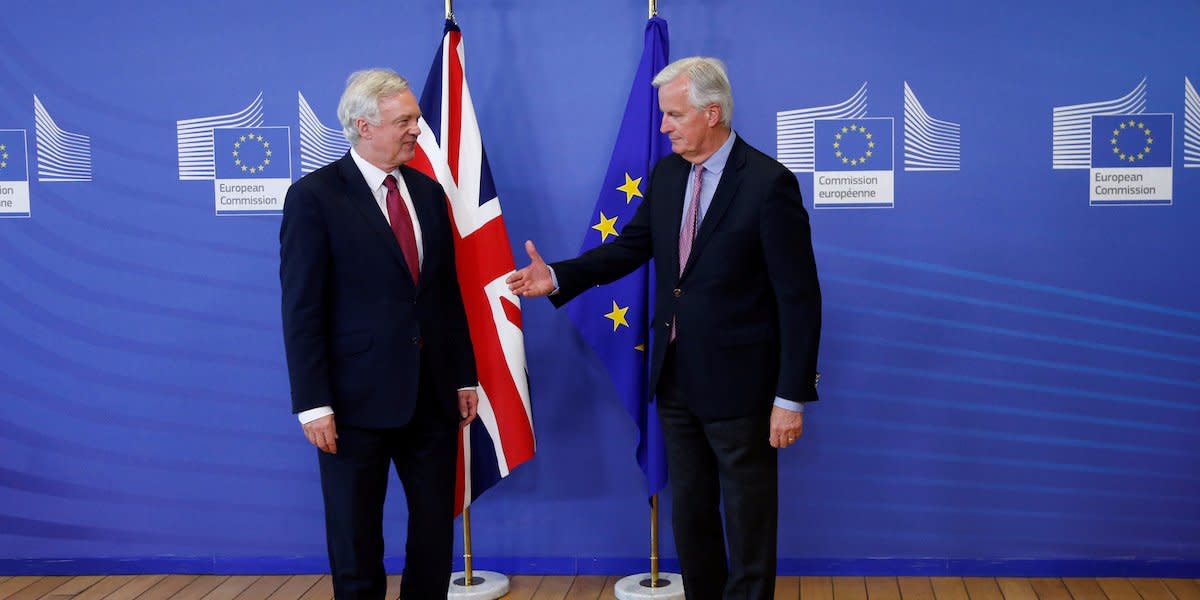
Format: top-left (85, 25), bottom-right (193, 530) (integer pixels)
top-left (358, 90), bottom-right (422, 170)
top-left (658, 76), bottom-right (717, 163)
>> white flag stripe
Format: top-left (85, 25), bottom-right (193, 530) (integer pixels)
top-left (777, 83), bottom-right (868, 173)
top-left (1052, 79), bottom-right (1146, 170)
top-left (485, 277), bottom-right (533, 423)
top-left (298, 92), bottom-right (350, 175)
top-left (903, 82), bottom-right (960, 172)
top-left (1185, 77), bottom-right (1200, 168)
top-left (177, 93), bottom-right (264, 180)
top-left (33, 96), bottom-right (92, 182)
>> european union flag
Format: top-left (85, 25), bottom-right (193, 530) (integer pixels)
top-left (0, 130), bottom-right (29, 182)
top-left (213, 126), bottom-right (291, 179)
top-left (1091, 114), bottom-right (1172, 168)
top-left (564, 16), bottom-right (671, 497)
top-left (814, 117), bottom-right (894, 171)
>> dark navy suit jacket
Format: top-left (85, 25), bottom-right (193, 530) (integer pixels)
top-left (550, 135), bottom-right (821, 421)
top-left (280, 152), bottom-right (475, 428)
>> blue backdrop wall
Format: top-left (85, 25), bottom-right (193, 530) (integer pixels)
top-left (1, 0), bottom-right (1198, 575)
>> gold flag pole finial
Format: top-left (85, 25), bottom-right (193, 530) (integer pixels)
top-left (649, 0), bottom-right (658, 18)
top-left (446, 0), bottom-right (455, 22)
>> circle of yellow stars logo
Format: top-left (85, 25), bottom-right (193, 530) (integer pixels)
top-left (1109, 119), bottom-right (1153, 164)
top-left (232, 131), bottom-right (273, 174)
top-left (833, 123), bottom-right (875, 167)
top-left (0, 143), bottom-right (8, 170)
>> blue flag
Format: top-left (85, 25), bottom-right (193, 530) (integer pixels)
top-left (0, 130), bottom-right (29, 182)
top-left (1090, 114), bottom-right (1172, 168)
top-left (814, 117), bottom-right (894, 171)
top-left (214, 127), bottom-right (291, 179)
top-left (565, 16), bottom-right (671, 497)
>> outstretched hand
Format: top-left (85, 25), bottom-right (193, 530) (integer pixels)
top-left (506, 240), bottom-right (556, 297)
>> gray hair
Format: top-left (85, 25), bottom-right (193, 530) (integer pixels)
top-left (337, 68), bottom-right (412, 145)
top-left (652, 56), bottom-right (733, 127)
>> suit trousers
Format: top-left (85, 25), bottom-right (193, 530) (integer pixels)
top-left (317, 365), bottom-right (458, 600)
top-left (656, 345), bottom-right (779, 600)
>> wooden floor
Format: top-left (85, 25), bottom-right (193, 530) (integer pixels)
top-left (0, 575), bottom-right (1195, 600)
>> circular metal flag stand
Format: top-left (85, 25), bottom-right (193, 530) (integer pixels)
top-left (448, 505), bottom-right (509, 599)
top-left (615, 495), bottom-right (684, 600)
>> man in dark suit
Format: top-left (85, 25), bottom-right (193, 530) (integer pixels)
top-left (280, 68), bottom-right (478, 600)
top-left (507, 56), bottom-right (821, 599)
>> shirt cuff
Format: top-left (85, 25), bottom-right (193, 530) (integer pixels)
top-left (773, 397), bottom-right (804, 413)
top-left (457, 386), bottom-right (477, 392)
top-left (298, 406), bottom-right (333, 424)
top-left (548, 265), bottom-right (560, 295)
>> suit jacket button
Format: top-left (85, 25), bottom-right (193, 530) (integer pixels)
top-left (412, 336), bottom-right (423, 348)
top-left (673, 288), bottom-right (682, 297)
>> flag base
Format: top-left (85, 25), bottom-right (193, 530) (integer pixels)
top-left (614, 572), bottom-right (684, 599)
top-left (447, 570), bottom-right (509, 599)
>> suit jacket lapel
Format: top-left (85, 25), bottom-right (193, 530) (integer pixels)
top-left (680, 135), bottom-right (745, 281)
top-left (337, 153), bottom-right (418, 289)
top-left (663, 157), bottom-right (689, 280)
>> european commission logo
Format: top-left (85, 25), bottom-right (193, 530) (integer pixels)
top-left (177, 94), bottom-right (293, 216)
top-left (813, 118), bottom-right (894, 208)
top-left (777, 81), bottom-right (959, 209)
top-left (1053, 80), bottom-right (1175, 206)
top-left (1089, 114), bottom-right (1173, 205)
top-left (0, 129), bottom-right (31, 218)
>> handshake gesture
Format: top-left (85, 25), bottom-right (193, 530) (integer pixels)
top-left (506, 240), bottom-right (556, 298)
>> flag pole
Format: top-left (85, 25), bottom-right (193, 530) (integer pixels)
top-left (649, 0), bottom-right (657, 18)
top-left (463, 505), bottom-right (474, 585)
top-left (446, 0), bottom-right (455, 22)
top-left (650, 494), bottom-right (660, 586)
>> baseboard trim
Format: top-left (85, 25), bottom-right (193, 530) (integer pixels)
top-left (2, 557), bottom-right (1197, 577)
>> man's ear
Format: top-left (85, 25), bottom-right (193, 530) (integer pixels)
top-left (356, 118), bottom-right (371, 141)
top-left (707, 105), bottom-right (722, 128)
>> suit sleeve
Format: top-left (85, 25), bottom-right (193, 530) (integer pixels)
top-left (549, 178), bottom-right (655, 307)
top-left (279, 182), bottom-right (335, 413)
top-left (761, 170), bottom-right (822, 402)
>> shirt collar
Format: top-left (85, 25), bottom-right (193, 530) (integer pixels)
top-left (349, 147), bottom-right (400, 192)
top-left (699, 130), bottom-right (737, 175)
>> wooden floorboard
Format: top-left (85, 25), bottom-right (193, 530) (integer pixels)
top-left (0, 574), bottom-right (1192, 599)
top-left (931, 577), bottom-right (971, 600)
top-left (804, 576), bottom-right (837, 600)
top-left (1030, 578), bottom-right (1074, 600)
top-left (562, 575), bottom-right (607, 599)
top-left (868, 577), bottom-right (902, 600)
top-left (774, 575), bottom-right (800, 599)
top-left (530, 575), bottom-right (574, 600)
top-left (136, 574), bottom-right (201, 600)
top-left (7, 576), bottom-right (66, 600)
top-left (1063, 579), bottom-right (1109, 600)
top-left (503, 575), bottom-right (543, 600)
top-left (107, 574), bottom-right (168, 600)
top-left (1164, 579), bottom-right (1200, 600)
top-left (963, 577), bottom-right (1005, 600)
top-left (997, 577), bottom-right (1038, 600)
top-left (1132, 579), bottom-right (1179, 600)
top-left (1098, 578), bottom-right (1147, 600)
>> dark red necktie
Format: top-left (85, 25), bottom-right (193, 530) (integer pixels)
top-left (383, 174), bottom-right (420, 284)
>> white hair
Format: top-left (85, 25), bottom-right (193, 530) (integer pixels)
top-left (337, 68), bottom-right (411, 145)
top-left (652, 56), bottom-right (733, 127)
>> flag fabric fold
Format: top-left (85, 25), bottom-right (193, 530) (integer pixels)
top-left (565, 16), bottom-right (671, 497)
top-left (411, 20), bottom-right (536, 516)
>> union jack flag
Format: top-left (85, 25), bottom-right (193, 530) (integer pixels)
top-left (408, 19), bottom-right (536, 516)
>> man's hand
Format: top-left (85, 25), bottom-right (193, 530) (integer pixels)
top-left (459, 389), bottom-right (479, 427)
top-left (769, 405), bottom-right (803, 449)
top-left (505, 240), bottom-right (555, 297)
top-left (303, 414), bottom-right (338, 454)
